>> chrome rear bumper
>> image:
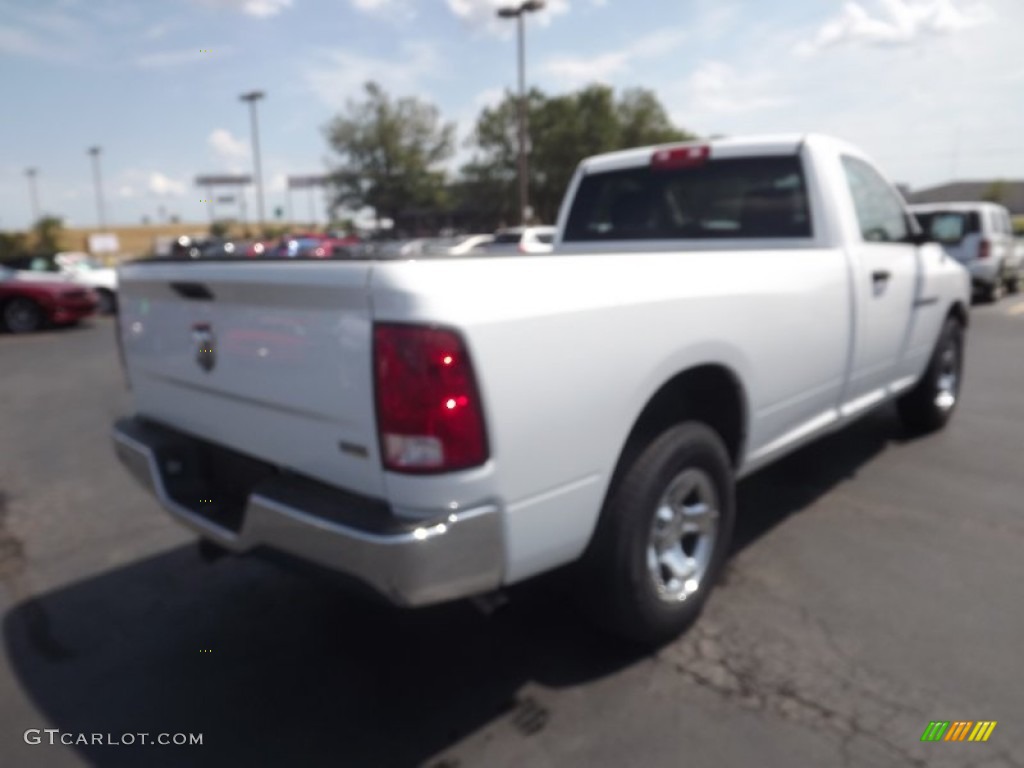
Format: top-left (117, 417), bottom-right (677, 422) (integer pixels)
top-left (112, 417), bottom-right (504, 607)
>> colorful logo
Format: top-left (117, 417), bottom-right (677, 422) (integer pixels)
top-left (921, 721), bottom-right (997, 742)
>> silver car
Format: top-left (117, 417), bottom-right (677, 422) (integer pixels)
top-left (909, 202), bottom-right (1021, 302)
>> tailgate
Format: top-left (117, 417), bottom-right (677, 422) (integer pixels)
top-left (116, 261), bottom-right (385, 498)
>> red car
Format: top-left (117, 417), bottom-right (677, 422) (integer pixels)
top-left (0, 265), bottom-right (98, 333)
top-left (297, 236), bottom-right (362, 259)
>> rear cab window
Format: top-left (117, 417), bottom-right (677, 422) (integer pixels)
top-left (562, 154), bottom-right (813, 242)
top-left (913, 210), bottom-right (981, 244)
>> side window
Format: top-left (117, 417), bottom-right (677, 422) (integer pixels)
top-left (841, 155), bottom-right (908, 243)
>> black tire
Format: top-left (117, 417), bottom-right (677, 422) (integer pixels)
top-left (96, 289), bottom-right (117, 315)
top-left (1006, 270), bottom-right (1021, 295)
top-left (897, 316), bottom-right (964, 435)
top-left (574, 422), bottom-right (736, 647)
top-left (981, 270), bottom-right (1004, 303)
top-left (2, 297), bottom-right (44, 333)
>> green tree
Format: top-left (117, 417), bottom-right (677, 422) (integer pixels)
top-left (0, 231), bottom-right (28, 262)
top-left (461, 85), bottom-right (695, 225)
top-left (982, 180), bottom-right (1007, 204)
top-left (323, 82), bottom-right (456, 227)
top-left (209, 220), bottom-right (231, 238)
top-left (32, 216), bottom-right (64, 253)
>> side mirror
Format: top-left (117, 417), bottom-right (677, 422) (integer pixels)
top-left (906, 230), bottom-right (934, 246)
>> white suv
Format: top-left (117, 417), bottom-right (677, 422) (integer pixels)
top-left (909, 202), bottom-right (1021, 302)
top-left (485, 226), bottom-right (557, 254)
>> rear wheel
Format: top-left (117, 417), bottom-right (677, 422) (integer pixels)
top-left (981, 268), bottom-right (1005, 303)
top-left (1006, 268), bottom-right (1021, 295)
top-left (574, 422), bottom-right (735, 647)
top-left (2, 297), bottom-right (44, 333)
top-left (897, 316), bottom-right (964, 435)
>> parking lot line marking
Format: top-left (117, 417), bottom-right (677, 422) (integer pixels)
top-left (1008, 302), bottom-right (1024, 316)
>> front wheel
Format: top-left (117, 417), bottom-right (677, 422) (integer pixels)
top-left (574, 422), bottom-right (736, 647)
top-left (2, 297), bottom-right (44, 333)
top-left (897, 316), bottom-right (964, 435)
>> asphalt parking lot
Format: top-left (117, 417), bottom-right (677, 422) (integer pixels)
top-left (1, 304), bottom-right (1023, 768)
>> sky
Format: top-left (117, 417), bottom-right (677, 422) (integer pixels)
top-left (1, 0), bottom-right (1021, 230)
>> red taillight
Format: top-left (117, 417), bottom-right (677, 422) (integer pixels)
top-left (978, 239), bottom-right (991, 259)
top-left (373, 324), bottom-right (488, 473)
top-left (651, 145), bottom-right (710, 171)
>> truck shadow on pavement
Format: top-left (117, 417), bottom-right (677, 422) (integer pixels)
top-left (3, 407), bottom-right (903, 768)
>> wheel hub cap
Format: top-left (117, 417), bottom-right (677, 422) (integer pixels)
top-left (935, 342), bottom-right (959, 411)
top-left (646, 468), bottom-right (720, 602)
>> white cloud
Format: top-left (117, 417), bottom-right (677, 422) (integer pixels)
top-left (796, 0), bottom-right (993, 56)
top-left (192, 0), bottom-right (294, 18)
top-left (543, 29), bottom-right (687, 86)
top-left (135, 47), bottom-right (218, 68)
top-left (447, 0), bottom-right (570, 35)
top-left (148, 173), bottom-right (187, 197)
top-left (0, 22), bottom-right (76, 60)
top-left (112, 170), bottom-right (187, 200)
top-left (208, 129), bottom-right (250, 173)
top-left (348, 0), bottom-right (417, 22)
top-left (305, 43), bottom-right (440, 108)
top-left (269, 173), bottom-right (288, 193)
top-left (142, 21), bottom-right (176, 40)
top-left (351, 0), bottom-right (400, 10)
top-left (682, 61), bottom-right (788, 116)
top-left (0, 24), bottom-right (46, 57)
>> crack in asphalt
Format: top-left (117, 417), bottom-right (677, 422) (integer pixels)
top-left (655, 566), bottom-right (1006, 768)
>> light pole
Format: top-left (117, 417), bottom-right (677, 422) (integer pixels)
top-left (497, 0), bottom-right (544, 225)
top-left (240, 90), bottom-right (266, 232)
top-left (24, 167), bottom-right (40, 224)
top-left (87, 146), bottom-right (107, 230)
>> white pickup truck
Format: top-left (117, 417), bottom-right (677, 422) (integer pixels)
top-left (111, 134), bottom-right (970, 644)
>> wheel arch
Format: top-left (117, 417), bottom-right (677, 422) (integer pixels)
top-left (947, 300), bottom-right (969, 329)
top-left (607, 363), bottom-right (749, 496)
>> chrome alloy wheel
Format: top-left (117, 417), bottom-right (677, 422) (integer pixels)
top-left (934, 337), bottom-right (960, 412)
top-left (646, 467), bottom-right (720, 602)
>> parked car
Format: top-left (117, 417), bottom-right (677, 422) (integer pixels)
top-left (53, 252), bottom-right (119, 314)
top-left (0, 252), bottom-right (117, 314)
top-left (908, 202), bottom-right (1021, 302)
top-left (296, 236), bottom-right (362, 259)
top-left (484, 225), bottom-right (557, 254)
top-left (263, 237), bottom-right (325, 258)
top-left (0, 265), bottom-right (98, 333)
top-left (112, 134), bottom-right (969, 645)
top-left (420, 234), bottom-right (495, 256)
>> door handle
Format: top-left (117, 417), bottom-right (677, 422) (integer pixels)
top-left (871, 269), bottom-right (892, 283)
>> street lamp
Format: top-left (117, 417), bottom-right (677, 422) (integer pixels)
top-left (87, 146), bottom-right (107, 230)
top-left (497, 0), bottom-right (545, 225)
top-left (24, 167), bottom-right (40, 225)
top-left (239, 90), bottom-right (266, 232)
